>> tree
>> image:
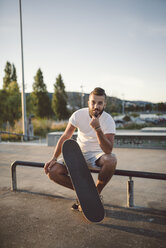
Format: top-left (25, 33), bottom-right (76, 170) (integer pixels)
top-left (7, 93), bottom-right (21, 126)
top-left (7, 65), bottom-right (21, 125)
top-left (11, 64), bottom-right (17, 82)
top-left (3, 61), bottom-right (12, 89)
top-left (123, 115), bottom-right (131, 122)
top-left (0, 90), bottom-right (8, 127)
top-left (52, 74), bottom-right (69, 120)
top-left (3, 62), bottom-right (18, 89)
top-left (31, 68), bottom-right (52, 118)
top-left (1, 62), bottom-right (21, 127)
top-left (157, 102), bottom-right (166, 112)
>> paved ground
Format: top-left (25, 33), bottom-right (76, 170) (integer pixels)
top-left (0, 143), bottom-right (166, 248)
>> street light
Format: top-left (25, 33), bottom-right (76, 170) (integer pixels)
top-left (122, 94), bottom-right (125, 115)
top-left (80, 85), bottom-right (85, 108)
top-left (19, 0), bottom-right (27, 140)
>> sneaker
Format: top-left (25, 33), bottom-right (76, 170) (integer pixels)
top-left (71, 200), bottom-right (82, 212)
top-left (71, 196), bottom-right (103, 211)
top-left (71, 202), bottom-right (79, 211)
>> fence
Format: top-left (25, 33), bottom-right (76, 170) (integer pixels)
top-left (11, 160), bottom-right (166, 207)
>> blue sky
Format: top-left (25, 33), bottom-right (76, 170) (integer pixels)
top-left (0, 0), bottom-right (166, 103)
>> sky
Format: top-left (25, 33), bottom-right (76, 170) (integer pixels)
top-left (0, 0), bottom-right (166, 103)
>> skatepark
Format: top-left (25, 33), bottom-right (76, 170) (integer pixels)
top-left (0, 142), bottom-right (166, 248)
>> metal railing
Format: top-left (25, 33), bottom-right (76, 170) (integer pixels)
top-left (11, 160), bottom-right (166, 207)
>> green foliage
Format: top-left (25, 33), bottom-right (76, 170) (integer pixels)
top-left (0, 118), bottom-right (68, 140)
top-left (0, 89), bottom-right (8, 126)
top-left (123, 115), bottom-right (131, 122)
top-left (11, 64), bottom-right (17, 82)
top-left (3, 61), bottom-right (12, 89)
top-left (3, 62), bottom-right (18, 89)
top-left (31, 68), bottom-right (52, 118)
top-left (32, 118), bottom-right (67, 137)
top-left (0, 133), bottom-right (22, 142)
top-left (111, 112), bottom-right (120, 117)
top-left (52, 74), bottom-right (69, 120)
top-left (122, 123), bottom-right (153, 130)
top-left (33, 68), bottom-right (47, 92)
top-left (26, 93), bottom-right (35, 116)
top-left (157, 102), bottom-right (166, 112)
top-left (105, 96), bottom-right (122, 114)
top-left (7, 80), bottom-right (21, 126)
top-left (130, 113), bottom-right (140, 118)
top-left (1, 62), bottom-right (21, 127)
top-left (0, 88), bottom-right (21, 127)
top-left (7, 93), bottom-right (21, 126)
top-left (8, 80), bottom-right (20, 93)
top-left (145, 103), bottom-right (152, 112)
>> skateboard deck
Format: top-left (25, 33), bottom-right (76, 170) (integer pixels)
top-left (62, 139), bottom-right (105, 222)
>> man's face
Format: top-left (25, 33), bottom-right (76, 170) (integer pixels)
top-left (88, 94), bottom-right (106, 117)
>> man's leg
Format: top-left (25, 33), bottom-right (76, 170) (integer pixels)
top-left (96, 153), bottom-right (117, 194)
top-left (48, 163), bottom-right (74, 190)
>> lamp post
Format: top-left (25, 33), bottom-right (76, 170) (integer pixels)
top-left (19, 0), bottom-right (27, 140)
top-left (122, 93), bottom-right (125, 115)
top-left (80, 85), bottom-right (84, 108)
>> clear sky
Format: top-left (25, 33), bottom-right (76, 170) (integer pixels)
top-left (0, 0), bottom-right (166, 103)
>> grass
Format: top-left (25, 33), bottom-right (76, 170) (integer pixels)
top-left (1, 116), bottom-right (165, 141)
top-left (0, 118), bottom-right (68, 141)
top-left (32, 118), bottom-right (67, 136)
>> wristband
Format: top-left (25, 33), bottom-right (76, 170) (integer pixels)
top-left (52, 157), bottom-right (57, 161)
top-left (95, 126), bottom-right (101, 131)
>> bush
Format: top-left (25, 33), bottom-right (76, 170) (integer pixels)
top-left (32, 118), bottom-right (67, 137)
top-left (0, 118), bottom-right (68, 141)
top-left (123, 115), bottom-right (131, 122)
top-left (130, 113), bottom-right (140, 118)
top-left (111, 112), bottom-right (120, 117)
top-left (122, 123), bottom-right (153, 130)
top-left (1, 133), bottom-right (21, 141)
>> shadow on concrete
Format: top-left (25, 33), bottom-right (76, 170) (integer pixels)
top-left (99, 204), bottom-right (166, 240)
top-left (98, 222), bottom-right (166, 240)
top-left (105, 204), bottom-right (166, 223)
top-left (15, 189), bottom-right (166, 227)
top-left (16, 189), bottom-right (74, 201)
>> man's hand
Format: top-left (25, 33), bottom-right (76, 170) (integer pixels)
top-left (44, 158), bottom-right (57, 175)
top-left (90, 115), bottom-right (100, 130)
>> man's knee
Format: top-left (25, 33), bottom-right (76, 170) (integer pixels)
top-left (48, 167), bottom-right (57, 181)
top-left (101, 153), bottom-right (117, 170)
top-left (48, 164), bottom-right (66, 181)
top-left (110, 153), bottom-right (117, 168)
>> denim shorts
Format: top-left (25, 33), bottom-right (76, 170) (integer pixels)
top-left (83, 151), bottom-right (104, 171)
top-left (58, 151), bottom-right (104, 171)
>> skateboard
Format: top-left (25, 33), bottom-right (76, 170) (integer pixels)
top-left (62, 139), bottom-right (105, 222)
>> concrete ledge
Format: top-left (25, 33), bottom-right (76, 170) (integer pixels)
top-left (47, 132), bottom-right (77, 146)
top-left (47, 131), bottom-right (166, 149)
top-left (141, 127), bottom-right (166, 132)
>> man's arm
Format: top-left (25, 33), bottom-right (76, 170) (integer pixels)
top-left (95, 130), bottom-right (115, 154)
top-left (52, 122), bottom-right (76, 160)
top-left (90, 116), bottom-right (115, 154)
top-left (44, 123), bottom-right (76, 174)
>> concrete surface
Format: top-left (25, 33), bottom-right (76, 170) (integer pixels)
top-left (0, 143), bottom-right (166, 248)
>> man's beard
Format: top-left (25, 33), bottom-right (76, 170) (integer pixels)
top-left (89, 107), bottom-right (104, 118)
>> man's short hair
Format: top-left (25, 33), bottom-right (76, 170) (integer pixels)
top-left (90, 87), bottom-right (107, 99)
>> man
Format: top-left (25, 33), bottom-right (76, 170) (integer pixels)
top-left (44, 87), bottom-right (117, 210)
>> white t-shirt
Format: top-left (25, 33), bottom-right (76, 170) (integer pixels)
top-left (69, 108), bottom-right (116, 153)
